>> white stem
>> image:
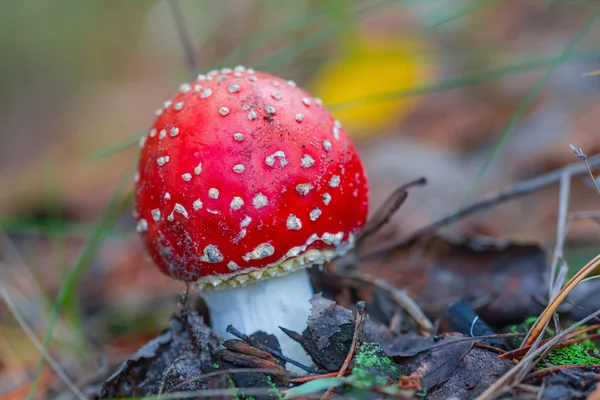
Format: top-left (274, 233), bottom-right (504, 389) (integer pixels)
top-left (201, 268), bottom-right (314, 373)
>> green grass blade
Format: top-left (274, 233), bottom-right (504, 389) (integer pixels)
top-left (431, 0), bottom-right (495, 27)
top-left (457, 12), bottom-right (600, 211)
top-left (28, 162), bottom-right (136, 400)
top-left (89, 131), bottom-right (143, 162)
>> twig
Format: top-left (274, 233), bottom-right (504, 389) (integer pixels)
top-left (360, 153), bottom-right (600, 261)
top-left (328, 272), bottom-right (434, 333)
top-left (167, 0), bottom-right (198, 77)
top-left (290, 372), bottom-right (345, 383)
top-left (166, 367), bottom-right (291, 394)
top-left (570, 145), bottom-right (600, 194)
top-left (226, 325), bottom-right (321, 374)
top-left (545, 170), bottom-right (571, 336)
top-left (0, 281), bottom-right (86, 400)
top-left (354, 178), bottom-right (427, 249)
top-left (321, 302), bottom-right (366, 400)
top-left (477, 307), bottom-right (600, 400)
top-left (523, 253), bottom-right (600, 348)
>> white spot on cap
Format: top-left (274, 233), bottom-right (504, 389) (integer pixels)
top-left (265, 151), bottom-right (288, 167)
top-left (333, 126), bottom-right (340, 140)
top-left (286, 215), bottom-right (302, 230)
top-left (163, 100), bottom-right (172, 109)
top-left (233, 72), bottom-right (243, 78)
top-left (139, 136), bottom-right (146, 147)
top-left (173, 101), bottom-right (184, 111)
top-left (248, 110), bottom-right (257, 120)
top-left (323, 140), bottom-right (331, 152)
top-left (302, 97), bottom-right (311, 106)
top-left (233, 164), bottom-right (246, 173)
top-left (353, 189), bottom-right (358, 197)
top-left (228, 84), bottom-right (240, 93)
top-left (329, 175), bottom-right (340, 187)
top-left (323, 232), bottom-right (343, 246)
top-left (315, 97), bottom-right (323, 106)
top-left (207, 209), bottom-right (219, 214)
top-left (136, 219), bottom-right (148, 232)
top-left (271, 80), bottom-right (279, 86)
top-left (164, 192), bottom-right (171, 200)
top-left (243, 243), bottom-right (275, 261)
top-left (159, 129), bottom-right (167, 139)
top-left (193, 84), bottom-right (202, 93)
top-left (230, 197), bottom-right (244, 210)
top-left (180, 83), bottom-right (191, 93)
top-left (201, 245), bottom-right (223, 263)
top-left (247, 68), bottom-right (255, 74)
top-left (233, 133), bottom-right (244, 141)
top-left (149, 128), bottom-right (157, 138)
top-left (170, 127), bottom-right (179, 137)
top-left (182, 173), bottom-right (192, 181)
top-left (192, 199), bottom-right (202, 211)
top-left (151, 209), bottom-right (161, 221)
top-left (249, 76), bottom-right (258, 82)
top-left (174, 203), bottom-right (189, 218)
top-left (200, 88), bottom-right (212, 98)
top-left (271, 92), bottom-right (281, 100)
top-left (264, 104), bottom-right (276, 114)
top-left (241, 216), bottom-right (252, 228)
top-left (197, 74), bottom-right (207, 80)
top-left (242, 104), bottom-right (251, 110)
top-left (134, 171), bottom-right (140, 182)
top-left (216, 75), bottom-right (227, 82)
top-left (194, 163), bottom-right (202, 175)
top-left (287, 80), bottom-right (297, 87)
top-left (300, 154), bottom-right (315, 168)
top-left (322, 193), bottom-right (331, 205)
top-left (157, 156), bottom-right (170, 166)
top-left (296, 113), bottom-right (304, 122)
top-left (209, 188), bottom-right (219, 199)
top-left (310, 208), bottom-right (322, 221)
top-left (228, 261), bottom-right (240, 271)
top-left (219, 107), bottom-right (230, 116)
top-left (253, 193), bottom-right (267, 209)
top-left (155, 108), bottom-right (163, 116)
top-left (234, 65), bottom-right (246, 72)
top-left (296, 183), bottom-right (313, 196)
top-left (193, 199), bottom-right (203, 210)
top-left (221, 67), bottom-right (232, 74)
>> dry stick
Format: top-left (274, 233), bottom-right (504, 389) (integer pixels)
top-left (0, 281), bottom-right (86, 400)
top-left (545, 170), bottom-right (571, 337)
top-left (321, 302), bottom-right (366, 400)
top-left (226, 325), bottom-right (321, 374)
top-left (165, 367), bottom-right (292, 395)
top-left (477, 307), bottom-right (600, 400)
top-left (570, 145), bottom-right (600, 194)
top-left (168, 0), bottom-right (198, 77)
top-left (330, 272), bottom-right (434, 333)
top-left (523, 253), bottom-right (600, 348)
top-left (290, 372), bottom-right (345, 383)
top-left (360, 154), bottom-right (600, 261)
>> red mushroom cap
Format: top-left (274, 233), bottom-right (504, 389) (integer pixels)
top-left (134, 67), bottom-right (369, 287)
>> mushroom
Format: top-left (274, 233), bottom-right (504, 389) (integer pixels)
top-left (134, 66), bottom-right (369, 368)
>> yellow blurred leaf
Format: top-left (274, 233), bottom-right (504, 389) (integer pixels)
top-left (310, 34), bottom-right (434, 137)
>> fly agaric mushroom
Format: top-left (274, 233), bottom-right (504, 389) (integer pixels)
top-left (134, 66), bottom-right (369, 367)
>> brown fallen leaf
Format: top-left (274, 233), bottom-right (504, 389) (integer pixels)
top-left (346, 234), bottom-right (549, 326)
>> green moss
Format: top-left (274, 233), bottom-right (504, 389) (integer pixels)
top-left (544, 338), bottom-right (599, 367)
top-left (350, 342), bottom-right (399, 388)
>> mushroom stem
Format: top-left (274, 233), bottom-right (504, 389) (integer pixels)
top-left (201, 268), bottom-right (314, 372)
